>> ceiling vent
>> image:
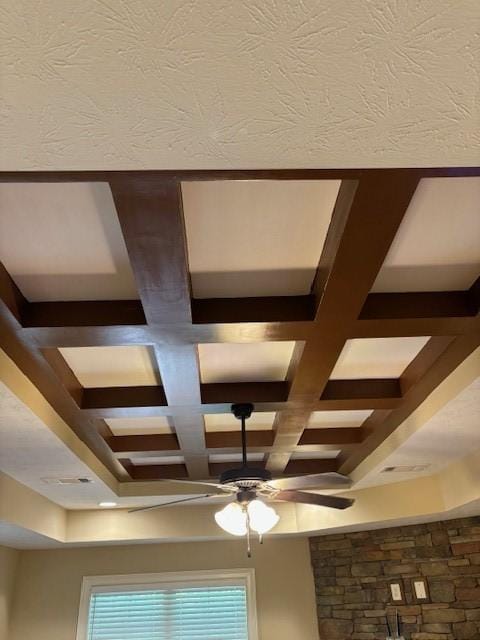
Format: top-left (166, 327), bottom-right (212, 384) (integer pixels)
top-left (382, 465), bottom-right (431, 473)
top-left (41, 477), bottom-right (93, 485)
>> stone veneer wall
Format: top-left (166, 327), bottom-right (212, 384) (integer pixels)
top-left (309, 516), bottom-right (480, 640)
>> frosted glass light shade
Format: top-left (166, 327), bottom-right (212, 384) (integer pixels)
top-left (247, 499), bottom-right (279, 534)
top-left (214, 502), bottom-right (247, 536)
top-left (215, 499), bottom-right (279, 536)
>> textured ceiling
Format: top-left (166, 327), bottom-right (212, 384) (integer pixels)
top-left (0, 382), bottom-right (117, 509)
top-left (1, 0), bottom-right (479, 170)
top-left (358, 377), bottom-right (480, 488)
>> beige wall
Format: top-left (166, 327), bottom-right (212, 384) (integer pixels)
top-left (9, 537), bottom-right (319, 640)
top-left (0, 545), bottom-right (19, 640)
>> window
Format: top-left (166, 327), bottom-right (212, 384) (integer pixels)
top-left (76, 569), bottom-right (258, 640)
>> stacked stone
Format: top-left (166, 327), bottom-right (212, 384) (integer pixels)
top-left (309, 516), bottom-right (480, 639)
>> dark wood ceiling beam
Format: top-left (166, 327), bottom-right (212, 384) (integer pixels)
top-left (267, 171), bottom-right (421, 473)
top-left (82, 386), bottom-right (168, 410)
top-left (361, 291), bottom-right (477, 320)
top-left (24, 321), bottom-right (312, 348)
top-left (353, 316), bottom-right (480, 338)
top-left (108, 433), bottom-right (180, 453)
top-left (121, 461), bottom-right (190, 481)
top-left (23, 300), bottom-right (146, 327)
top-left (298, 427), bottom-right (364, 446)
top-left (192, 296), bottom-right (315, 323)
top-left (321, 379), bottom-right (401, 401)
top-left (201, 381), bottom-right (289, 404)
top-left (111, 178), bottom-right (209, 479)
top-left (355, 290), bottom-right (480, 337)
top-left (1, 167), bottom-right (479, 183)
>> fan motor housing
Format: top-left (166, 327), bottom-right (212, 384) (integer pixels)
top-left (219, 466), bottom-right (272, 486)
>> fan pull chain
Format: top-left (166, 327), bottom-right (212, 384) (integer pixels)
top-left (246, 507), bottom-right (251, 558)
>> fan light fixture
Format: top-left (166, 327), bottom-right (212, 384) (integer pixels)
top-left (215, 499), bottom-right (279, 537)
top-left (129, 403), bottom-right (354, 556)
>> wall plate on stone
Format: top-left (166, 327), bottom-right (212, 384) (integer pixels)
top-left (388, 579), bottom-right (406, 604)
top-left (411, 577), bottom-right (430, 603)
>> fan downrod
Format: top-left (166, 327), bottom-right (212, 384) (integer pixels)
top-left (218, 403), bottom-right (273, 486)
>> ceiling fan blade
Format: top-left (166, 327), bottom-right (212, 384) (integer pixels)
top-left (275, 490), bottom-right (354, 510)
top-left (129, 494), bottom-right (219, 513)
top-left (268, 472), bottom-right (352, 491)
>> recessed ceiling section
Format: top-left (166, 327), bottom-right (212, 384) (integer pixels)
top-left (0, 382), bottom-right (118, 509)
top-left (182, 180), bottom-right (340, 298)
top-left (59, 346), bottom-right (160, 388)
top-left (106, 417), bottom-right (173, 436)
top-left (331, 337), bottom-right (430, 380)
top-left (373, 177), bottom-right (480, 292)
top-left (307, 410), bottom-right (373, 429)
top-left (357, 377), bottom-right (480, 489)
top-left (198, 342), bottom-right (296, 383)
top-left (0, 182), bottom-right (138, 301)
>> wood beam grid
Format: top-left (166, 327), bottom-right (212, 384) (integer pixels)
top-left (110, 178), bottom-right (208, 479)
top-left (266, 171), bottom-right (422, 474)
top-left (0, 169), bottom-right (479, 484)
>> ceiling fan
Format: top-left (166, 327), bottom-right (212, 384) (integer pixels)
top-left (130, 403), bottom-right (354, 553)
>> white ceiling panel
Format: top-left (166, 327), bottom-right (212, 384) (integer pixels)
top-left (106, 417), bottom-right (173, 436)
top-left (198, 342), bottom-right (295, 383)
top-left (373, 177), bottom-right (480, 292)
top-left (182, 180), bottom-right (340, 298)
top-left (331, 337), bottom-right (430, 380)
top-left (307, 410), bottom-right (373, 429)
top-left (204, 412), bottom-right (275, 433)
top-left (0, 182), bottom-right (138, 301)
top-left (60, 346), bottom-right (159, 388)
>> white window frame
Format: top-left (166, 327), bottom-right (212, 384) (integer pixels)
top-left (76, 568), bottom-right (258, 640)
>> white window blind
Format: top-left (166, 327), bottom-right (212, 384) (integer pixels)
top-left (77, 571), bottom-right (257, 640)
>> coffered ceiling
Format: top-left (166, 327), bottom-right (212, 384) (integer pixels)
top-left (0, 168), bottom-right (479, 494)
